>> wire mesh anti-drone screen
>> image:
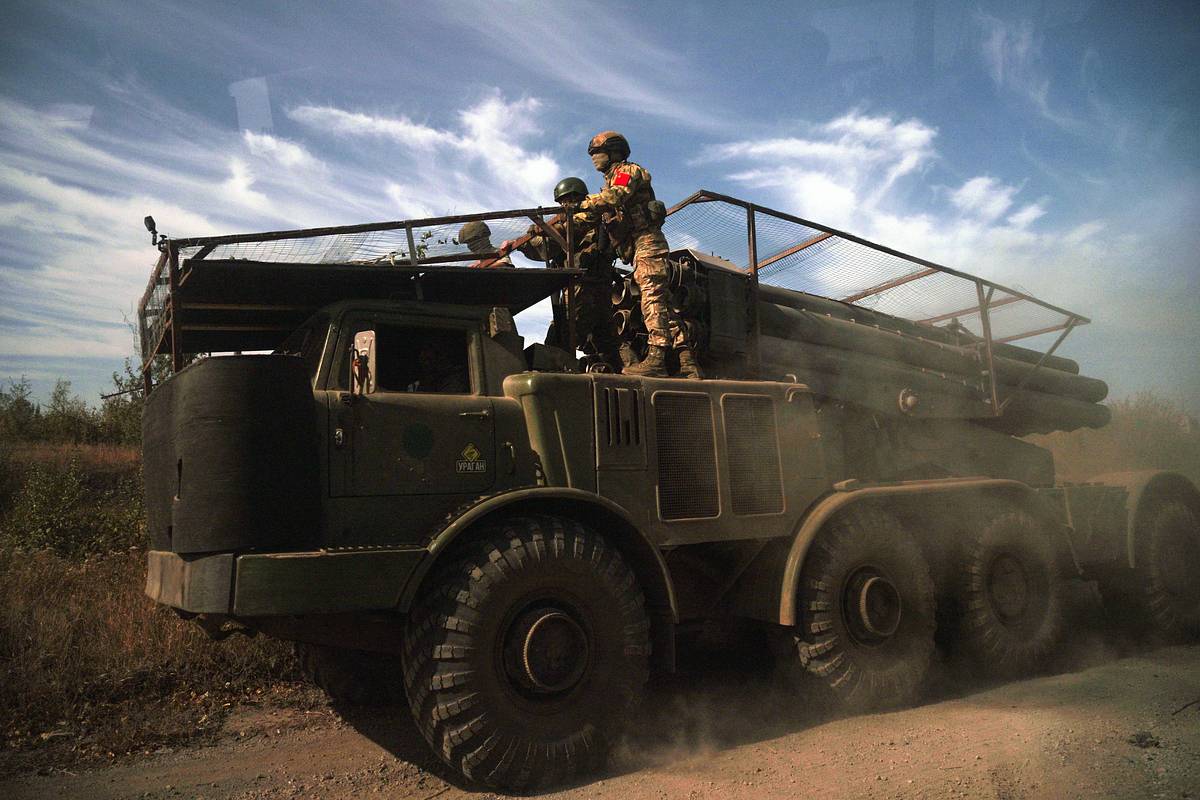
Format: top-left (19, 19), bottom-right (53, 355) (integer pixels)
top-left (662, 194), bottom-right (1084, 345)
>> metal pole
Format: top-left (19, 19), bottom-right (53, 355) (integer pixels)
top-left (168, 243), bottom-right (183, 372)
top-left (564, 210), bottom-right (577, 355)
top-left (747, 205), bottom-right (761, 374)
top-left (975, 281), bottom-right (999, 415)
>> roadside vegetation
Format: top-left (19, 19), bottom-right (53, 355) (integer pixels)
top-left (0, 371), bottom-right (1197, 773)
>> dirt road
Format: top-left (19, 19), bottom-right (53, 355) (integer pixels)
top-left (5, 633), bottom-right (1198, 800)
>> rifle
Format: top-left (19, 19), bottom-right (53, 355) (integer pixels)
top-left (469, 212), bottom-right (571, 269)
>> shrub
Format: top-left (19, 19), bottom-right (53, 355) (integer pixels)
top-left (0, 457), bottom-right (145, 558)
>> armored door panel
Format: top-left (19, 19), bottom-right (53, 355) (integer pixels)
top-left (339, 393), bottom-right (495, 497)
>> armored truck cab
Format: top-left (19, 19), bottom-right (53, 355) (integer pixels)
top-left (138, 196), bottom-right (1200, 791)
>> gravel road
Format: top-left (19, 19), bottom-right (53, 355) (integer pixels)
top-left (5, 633), bottom-right (1198, 800)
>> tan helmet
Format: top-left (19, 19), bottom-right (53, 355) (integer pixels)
top-left (588, 130), bottom-right (630, 161)
top-left (458, 220), bottom-right (491, 245)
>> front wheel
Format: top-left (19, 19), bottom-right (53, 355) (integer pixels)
top-left (791, 505), bottom-right (937, 710)
top-left (402, 515), bottom-right (650, 791)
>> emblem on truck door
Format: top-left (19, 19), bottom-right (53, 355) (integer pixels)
top-left (456, 443), bottom-right (487, 474)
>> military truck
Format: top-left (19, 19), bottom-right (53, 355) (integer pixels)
top-left (138, 191), bottom-right (1200, 790)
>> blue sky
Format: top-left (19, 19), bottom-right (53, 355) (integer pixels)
top-left (1, 0), bottom-right (1197, 413)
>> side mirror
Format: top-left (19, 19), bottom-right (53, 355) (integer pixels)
top-left (350, 330), bottom-right (376, 395)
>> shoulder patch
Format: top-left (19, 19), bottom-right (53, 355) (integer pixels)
top-left (613, 172), bottom-right (631, 187)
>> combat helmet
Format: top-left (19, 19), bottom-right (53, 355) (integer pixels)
top-left (588, 130), bottom-right (630, 161)
top-left (458, 220), bottom-right (491, 245)
top-left (553, 176), bottom-right (589, 203)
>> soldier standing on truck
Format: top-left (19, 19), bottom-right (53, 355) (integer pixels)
top-left (579, 130), bottom-right (701, 379)
top-left (512, 177), bottom-right (624, 371)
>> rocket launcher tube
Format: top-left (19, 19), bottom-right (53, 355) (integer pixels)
top-left (757, 303), bottom-right (1108, 403)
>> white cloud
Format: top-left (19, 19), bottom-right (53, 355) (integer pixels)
top-left (950, 176), bottom-right (1018, 223)
top-left (1007, 201), bottom-right (1047, 229)
top-left (700, 111), bottom-right (936, 228)
top-left (289, 93), bottom-right (561, 208)
top-left (287, 105), bottom-right (453, 149)
top-left (243, 131), bottom-right (322, 171)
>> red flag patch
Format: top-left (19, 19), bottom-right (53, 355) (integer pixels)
top-left (613, 171), bottom-right (631, 187)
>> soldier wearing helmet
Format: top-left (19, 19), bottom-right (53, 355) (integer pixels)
top-left (458, 220), bottom-right (512, 266)
top-left (514, 177), bottom-right (624, 371)
top-left (578, 130), bottom-right (699, 378)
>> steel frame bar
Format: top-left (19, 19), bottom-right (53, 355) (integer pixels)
top-left (170, 205), bottom-right (567, 250)
top-left (841, 267), bottom-right (938, 304)
top-left (168, 244), bottom-right (183, 372)
top-left (975, 282), bottom-right (1000, 415)
top-left (756, 232), bottom-right (834, 271)
top-left (919, 294), bottom-right (1023, 325)
top-left (998, 318), bottom-right (1079, 413)
top-left (995, 322), bottom-right (1076, 344)
top-left (747, 206), bottom-right (761, 371)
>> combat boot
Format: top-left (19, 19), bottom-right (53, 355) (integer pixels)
top-left (624, 345), bottom-right (668, 377)
top-left (677, 347), bottom-right (703, 380)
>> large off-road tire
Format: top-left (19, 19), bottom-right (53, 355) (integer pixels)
top-left (402, 515), bottom-right (650, 791)
top-left (1100, 498), bottom-right (1200, 640)
top-left (792, 505), bottom-right (937, 710)
top-left (952, 507), bottom-right (1064, 677)
top-left (294, 643), bottom-right (403, 706)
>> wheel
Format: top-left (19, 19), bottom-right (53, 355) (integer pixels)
top-left (791, 505), bottom-right (936, 710)
top-left (953, 507), bottom-right (1064, 676)
top-left (1101, 498), bottom-right (1200, 639)
top-left (402, 515), bottom-right (650, 791)
top-left (295, 643), bottom-right (403, 706)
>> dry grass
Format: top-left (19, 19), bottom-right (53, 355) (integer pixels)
top-left (8, 442), bottom-right (140, 471)
top-left (0, 549), bottom-right (304, 772)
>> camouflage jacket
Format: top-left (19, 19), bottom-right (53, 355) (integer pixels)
top-left (519, 214), bottom-right (616, 274)
top-left (579, 161), bottom-right (669, 263)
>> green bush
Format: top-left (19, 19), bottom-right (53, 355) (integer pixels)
top-left (0, 457), bottom-right (145, 559)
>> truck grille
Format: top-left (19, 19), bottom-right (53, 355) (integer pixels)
top-left (654, 392), bottom-right (719, 520)
top-left (723, 395), bottom-right (785, 515)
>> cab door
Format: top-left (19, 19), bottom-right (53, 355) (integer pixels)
top-left (329, 316), bottom-right (496, 497)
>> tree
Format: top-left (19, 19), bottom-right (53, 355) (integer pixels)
top-left (0, 377), bottom-right (40, 441)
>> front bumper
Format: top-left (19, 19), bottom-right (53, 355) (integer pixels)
top-left (145, 548), bottom-right (427, 617)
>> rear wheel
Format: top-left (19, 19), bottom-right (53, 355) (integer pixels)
top-left (952, 508), bottom-right (1064, 677)
top-left (791, 505), bottom-right (936, 710)
top-left (402, 515), bottom-right (650, 791)
top-left (1101, 498), bottom-right (1200, 640)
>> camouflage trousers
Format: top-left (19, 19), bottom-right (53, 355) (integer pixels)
top-left (633, 252), bottom-right (686, 349)
top-left (569, 276), bottom-right (621, 358)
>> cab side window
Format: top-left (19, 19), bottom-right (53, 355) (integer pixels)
top-left (374, 325), bottom-right (471, 394)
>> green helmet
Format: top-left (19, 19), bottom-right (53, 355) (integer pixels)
top-left (458, 220), bottom-right (491, 244)
top-left (554, 176), bottom-right (588, 203)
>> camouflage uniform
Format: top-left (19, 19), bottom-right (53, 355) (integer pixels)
top-left (519, 216), bottom-right (620, 363)
top-left (580, 162), bottom-right (685, 351)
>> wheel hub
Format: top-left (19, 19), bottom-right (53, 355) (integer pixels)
top-left (844, 568), bottom-right (902, 644)
top-left (506, 608), bottom-right (590, 694)
top-left (987, 553), bottom-right (1030, 622)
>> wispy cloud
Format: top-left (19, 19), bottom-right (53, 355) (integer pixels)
top-left (0, 89), bottom-right (562, 392)
top-left (699, 111), bottom-right (937, 228)
top-left (438, 1), bottom-right (719, 130)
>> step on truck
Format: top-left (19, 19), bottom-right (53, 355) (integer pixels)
top-left (138, 191), bottom-right (1200, 790)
